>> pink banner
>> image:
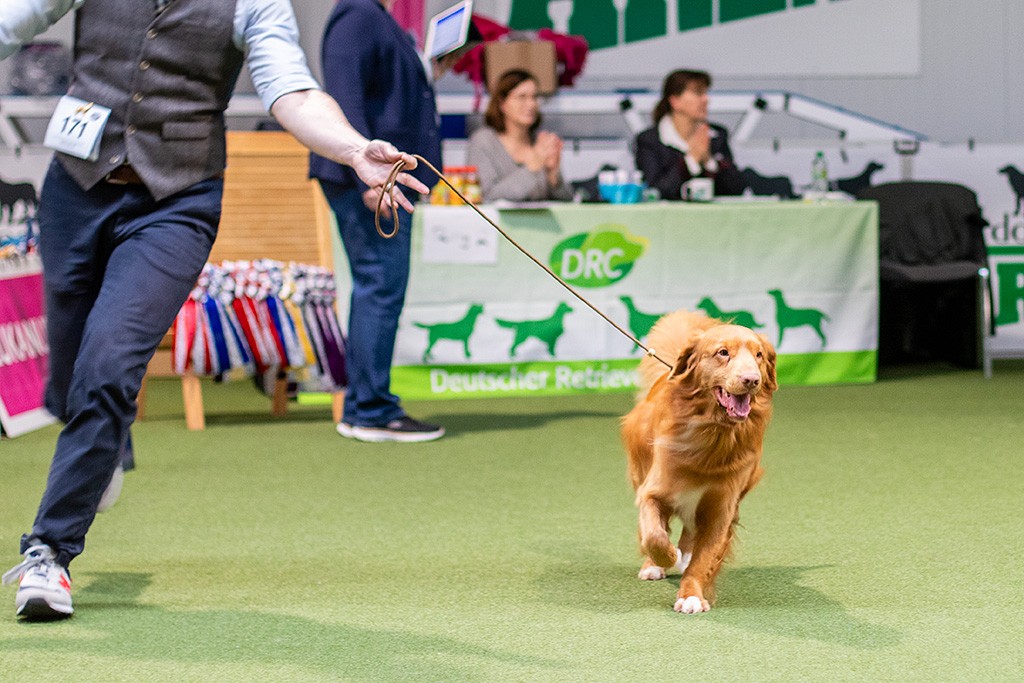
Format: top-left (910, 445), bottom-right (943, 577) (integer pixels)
top-left (392, 0), bottom-right (426, 46)
top-left (0, 265), bottom-right (50, 433)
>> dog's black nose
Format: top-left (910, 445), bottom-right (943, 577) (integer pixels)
top-left (740, 373), bottom-right (760, 388)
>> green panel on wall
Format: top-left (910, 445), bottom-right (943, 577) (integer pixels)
top-left (626, 0), bottom-right (668, 43)
top-left (569, 0), bottom-right (619, 49)
top-left (720, 0), bottom-right (787, 23)
top-left (507, 0), bottom-right (552, 30)
top-left (678, 0), bottom-right (713, 31)
top-left (794, 0), bottom-right (816, 7)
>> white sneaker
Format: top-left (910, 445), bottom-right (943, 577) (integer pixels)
top-left (336, 422), bottom-right (355, 438)
top-left (97, 464), bottom-right (124, 513)
top-left (2, 545), bottom-right (73, 620)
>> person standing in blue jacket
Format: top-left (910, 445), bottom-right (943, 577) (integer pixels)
top-left (310, 0), bottom-right (446, 443)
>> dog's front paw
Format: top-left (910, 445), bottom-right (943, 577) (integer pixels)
top-left (673, 596), bottom-right (710, 614)
top-left (638, 565), bottom-right (666, 580)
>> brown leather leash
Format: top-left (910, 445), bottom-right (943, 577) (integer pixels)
top-left (375, 155), bottom-right (673, 370)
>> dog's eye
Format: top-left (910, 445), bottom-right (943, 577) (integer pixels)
top-left (756, 351), bottom-right (763, 360)
top-left (717, 348), bottom-right (730, 358)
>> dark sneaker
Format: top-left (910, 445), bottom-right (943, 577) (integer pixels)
top-left (349, 416), bottom-right (445, 443)
top-left (2, 545), bottom-right (73, 620)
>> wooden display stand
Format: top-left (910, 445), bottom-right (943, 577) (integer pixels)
top-left (137, 131), bottom-right (344, 430)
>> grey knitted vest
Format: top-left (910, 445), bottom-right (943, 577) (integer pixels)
top-left (58, 0), bottom-right (243, 201)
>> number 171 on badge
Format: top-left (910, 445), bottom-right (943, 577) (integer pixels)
top-left (44, 95), bottom-right (112, 162)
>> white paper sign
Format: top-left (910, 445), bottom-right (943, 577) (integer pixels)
top-left (43, 95), bottom-right (111, 161)
top-left (420, 206), bottom-right (499, 265)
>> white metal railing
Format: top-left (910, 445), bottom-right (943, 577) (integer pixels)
top-left (0, 89), bottom-right (925, 152)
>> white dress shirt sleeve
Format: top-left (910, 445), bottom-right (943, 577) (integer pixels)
top-left (235, 0), bottom-right (321, 112)
top-left (0, 0), bottom-right (81, 60)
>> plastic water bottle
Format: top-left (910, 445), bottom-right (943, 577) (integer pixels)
top-left (811, 151), bottom-right (829, 195)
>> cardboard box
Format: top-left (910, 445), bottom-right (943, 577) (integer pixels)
top-left (484, 40), bottom-right (558, 96)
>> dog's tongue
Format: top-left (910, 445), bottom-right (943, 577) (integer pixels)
top-left (715, 387), bottom-right (752, 419)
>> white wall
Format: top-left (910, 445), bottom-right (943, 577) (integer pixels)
top-left (1, 1), bottom-right (1020, 143)
top-left (417, 0), bottom-right (1024, 143)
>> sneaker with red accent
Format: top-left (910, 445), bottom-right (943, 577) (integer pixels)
top-left (2, 545), bottom-right (73, 620)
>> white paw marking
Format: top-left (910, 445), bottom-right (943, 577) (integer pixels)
top-left (674, 596), bottom-right (710, 614)
top-left (674, 549), bottom-right (691, 574)
top-left (638, 565), bottom-right (666, 581)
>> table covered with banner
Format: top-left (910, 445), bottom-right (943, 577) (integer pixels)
top-left (332, 200), bottom-right (879, 400)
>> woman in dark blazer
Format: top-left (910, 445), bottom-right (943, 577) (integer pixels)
top-left (634, 69), bottom-right (745, 200)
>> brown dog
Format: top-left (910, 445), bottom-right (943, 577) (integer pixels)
top-left (622, 310), bottom-right (777, 613)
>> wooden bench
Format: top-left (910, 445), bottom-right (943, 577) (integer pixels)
top-left (138, 131), bottom-right (343, 429)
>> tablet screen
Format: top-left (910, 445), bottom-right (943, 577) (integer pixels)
top-left (425, 1), bottom-right (473, 59)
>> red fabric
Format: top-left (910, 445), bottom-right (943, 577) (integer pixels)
top-left (233, 298), bottom-right (265, 371)
top-left (390, 0), bottom-right (426, 46)
top-left (173, 300), bottom-right (197, 374)
top-left (261, 300), bottom-right (289, 367)
top-left (452, 14), bottom-right (509, 96)
top-left (537, 29), bottom-right (588, 87)
top-left (452, 14), bottom-right (588, 107)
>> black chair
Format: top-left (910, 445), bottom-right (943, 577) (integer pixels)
top-left (857, 181), bottom-right (994, 376)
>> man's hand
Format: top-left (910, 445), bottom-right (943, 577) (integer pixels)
top-left (362, 187), bottom-right (387, 213)
top-left (350, 140), bottom-right (430, 214)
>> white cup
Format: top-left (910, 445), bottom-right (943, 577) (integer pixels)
top-left (683, 177), bottom-right (714, 202)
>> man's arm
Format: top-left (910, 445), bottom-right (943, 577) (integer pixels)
top-left (271, 89), bottom-right (428, 212)
top-left (0, 0), bottom-right (81, 61)
top-left (242, 0), bottom-right (426, 211)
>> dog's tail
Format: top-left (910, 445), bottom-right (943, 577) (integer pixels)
top-left (412, 322), bottom-right (430, 329)
top-left (494, 318), bottom-right (517, 329)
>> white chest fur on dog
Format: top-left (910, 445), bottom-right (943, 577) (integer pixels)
top-left (673, 485), bottom-right (708, 531)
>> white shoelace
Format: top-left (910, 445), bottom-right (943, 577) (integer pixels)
top-left (1, 545), bottom-right (56, 585)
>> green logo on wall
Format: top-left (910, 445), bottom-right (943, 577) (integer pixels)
top-left (509, 0), bottom-right (826, 50)
top-left (549, 227), bottom-right (647, 288)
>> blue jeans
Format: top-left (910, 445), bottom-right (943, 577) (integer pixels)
top-left (318, 181), bottom-right (411, 427)
top-left (22, 160), bottom-right (220, 568)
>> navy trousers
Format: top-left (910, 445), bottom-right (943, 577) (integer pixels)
top-left (318, 181), bottom-right (411, 427)
top-left (23, 160), bottom-right (220, 569)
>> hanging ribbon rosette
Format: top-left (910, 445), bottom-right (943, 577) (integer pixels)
top-left (170, 260), bottom-right (347, 390)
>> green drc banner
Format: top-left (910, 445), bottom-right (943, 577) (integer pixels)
top-left (333, 202), bottom-right (879, 399)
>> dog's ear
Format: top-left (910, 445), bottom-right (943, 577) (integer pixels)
top-left (758, 334), bottom-right (778, 392)
top-left (667, 339), bottom-right (699, 382)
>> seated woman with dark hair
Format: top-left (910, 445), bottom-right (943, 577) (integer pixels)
top-left (466, 69), bottom-right (573, 202)
top-left (635, 69), bottom-right (746, 199)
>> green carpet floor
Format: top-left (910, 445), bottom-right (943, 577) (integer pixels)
top-left (2, 363), bottom-right (1023, 682)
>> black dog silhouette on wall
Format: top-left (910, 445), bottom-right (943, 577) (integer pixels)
top-left (0, 178), bottom-right (38, 223)
top-left (741, 167), bottom-right (798, 199)
top-left (999, 165), bottom-right (1024, 215)
top-left (832, 161), bottom-right (884, 196)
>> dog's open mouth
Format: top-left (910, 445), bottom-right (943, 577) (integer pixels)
top-left (714, 387), bottom-right (752, 420)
